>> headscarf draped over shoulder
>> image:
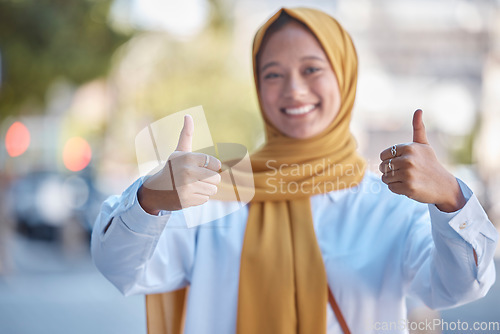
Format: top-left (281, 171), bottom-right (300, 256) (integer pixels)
top-left (236, 7), bottom-right (364, 334)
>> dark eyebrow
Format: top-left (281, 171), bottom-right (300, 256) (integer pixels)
top-left (301, 56), bottom-right (326, 62)
top-left (260, 56), bottom-right (326, 72)
top-left (261, 61), bottom-right (279, 72)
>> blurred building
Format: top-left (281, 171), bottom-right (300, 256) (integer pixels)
top-left (476, 7), bottom-right (500, 227)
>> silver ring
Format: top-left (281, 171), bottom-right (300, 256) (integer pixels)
top-left (391, 145), bottom-right (397, 157)
top-left (203, 154), bottom-right (210, 168)
top-left (388, 159), bottom-right (393, 171)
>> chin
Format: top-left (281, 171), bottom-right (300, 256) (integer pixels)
top-left (285, 130), bottom-right (314, 139)
top-left (285, 125), bottom-right (327, 139)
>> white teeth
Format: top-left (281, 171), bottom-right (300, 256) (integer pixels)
top-left (284, 104), bottom-right (316, 115)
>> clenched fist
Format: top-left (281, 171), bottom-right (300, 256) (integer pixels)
top-left (379, 109), bottom-right (466, 213)
top-left (138, 115), bottom-right (222, 215)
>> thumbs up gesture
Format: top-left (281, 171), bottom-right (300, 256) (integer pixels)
top-left (138, 115), bottom-right (222, 215)
top-left (379, 109), bottom-right (466, 212)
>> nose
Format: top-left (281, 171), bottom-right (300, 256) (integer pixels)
top-left (283, 73), bottom-right (308, 99)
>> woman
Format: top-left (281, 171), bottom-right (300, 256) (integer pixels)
top-left (92, 7), bottom-right (498, 334)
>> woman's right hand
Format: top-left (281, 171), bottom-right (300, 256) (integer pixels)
top-left (138, 115), bottom-right (222, 215)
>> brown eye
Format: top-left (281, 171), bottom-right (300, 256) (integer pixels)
top-left (304, 67), bottom-right (321, 74)
top-left (264, 72), bottom-right (281, 80)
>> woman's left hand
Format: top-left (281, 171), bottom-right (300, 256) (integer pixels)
top-left (379, 109), bottom-right (466, 213)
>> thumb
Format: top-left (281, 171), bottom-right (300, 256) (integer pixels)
top-left (412, 109), bottom-right (428, 144)
top-left (175, 115), bottom-right (194, 152)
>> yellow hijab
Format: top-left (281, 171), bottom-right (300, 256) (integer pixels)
top-left (146, 7), bottom-right (365, 334)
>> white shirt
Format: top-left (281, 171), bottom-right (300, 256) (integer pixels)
top-left (91, 172), bottom-right (498, 334)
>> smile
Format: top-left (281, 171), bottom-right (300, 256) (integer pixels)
top-left (281, 104), bottom-right (319, 116)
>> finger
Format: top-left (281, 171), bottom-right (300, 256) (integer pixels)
top-left (387, 182), bottom-right (407, 196)
top-left (380, 144), bottom-right (402, 161)
top-left (195, 168), bottom-right (221, 185)
top-left (379, 156), bottom-right (403, 174)
top-left (191, 152), bottom-right (221, 172)
top-left (381, 170), bottom-right (402, 184)
top-left (192, 181), bottom-right (218, 196)
top-left (412, 109), bottom-right (429, 144)
top-left (175, 115), bottom-right (194, 152)
top-left (182, 194), bottom-right (209, 207)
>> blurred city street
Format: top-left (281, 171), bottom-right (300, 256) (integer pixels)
top-left (0, 235), bottom-right (146, 334)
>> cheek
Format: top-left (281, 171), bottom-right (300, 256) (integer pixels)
top-left (260, 85), bottom-right (280, 115)
top-left (317, 78), bottom-right (341, 119)
top-left (259, 98), bottom-right (274, 126)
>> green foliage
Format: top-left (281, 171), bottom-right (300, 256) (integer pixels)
top-left (451, 113), bottom-right (480, 165)
top-left (0, 0), bottom-right (131, 119)
top-left (206, 0), bottom-right (234, 33)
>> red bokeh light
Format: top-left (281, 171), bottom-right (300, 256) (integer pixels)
top-left (63, 137), bottom-right (92, 172)
top-left (5, 121), bottom-right (31, 157)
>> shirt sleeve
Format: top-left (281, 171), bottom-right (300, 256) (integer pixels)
top-left (91, 177), bottom-right (197, 296)
top-left (403, 179), bottom-right (498, 310)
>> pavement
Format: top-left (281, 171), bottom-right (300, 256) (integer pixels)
top-left (0, 234), bottom-right (146, 334)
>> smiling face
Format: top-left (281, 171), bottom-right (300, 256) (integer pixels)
top-left (258, 20), bottom-right (341, 139)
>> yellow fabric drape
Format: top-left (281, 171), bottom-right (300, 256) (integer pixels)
top-left (146, 7), bottom-right (365, 334)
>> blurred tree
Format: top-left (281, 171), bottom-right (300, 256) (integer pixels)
top-left (206, 0), bottom-right (234, 33)
top-left (451, 113), bottom-right (481, 165)
top-left (104, 0), bottom-right (263, 165)
top-left (0, 0), bottom-right (131, 120)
